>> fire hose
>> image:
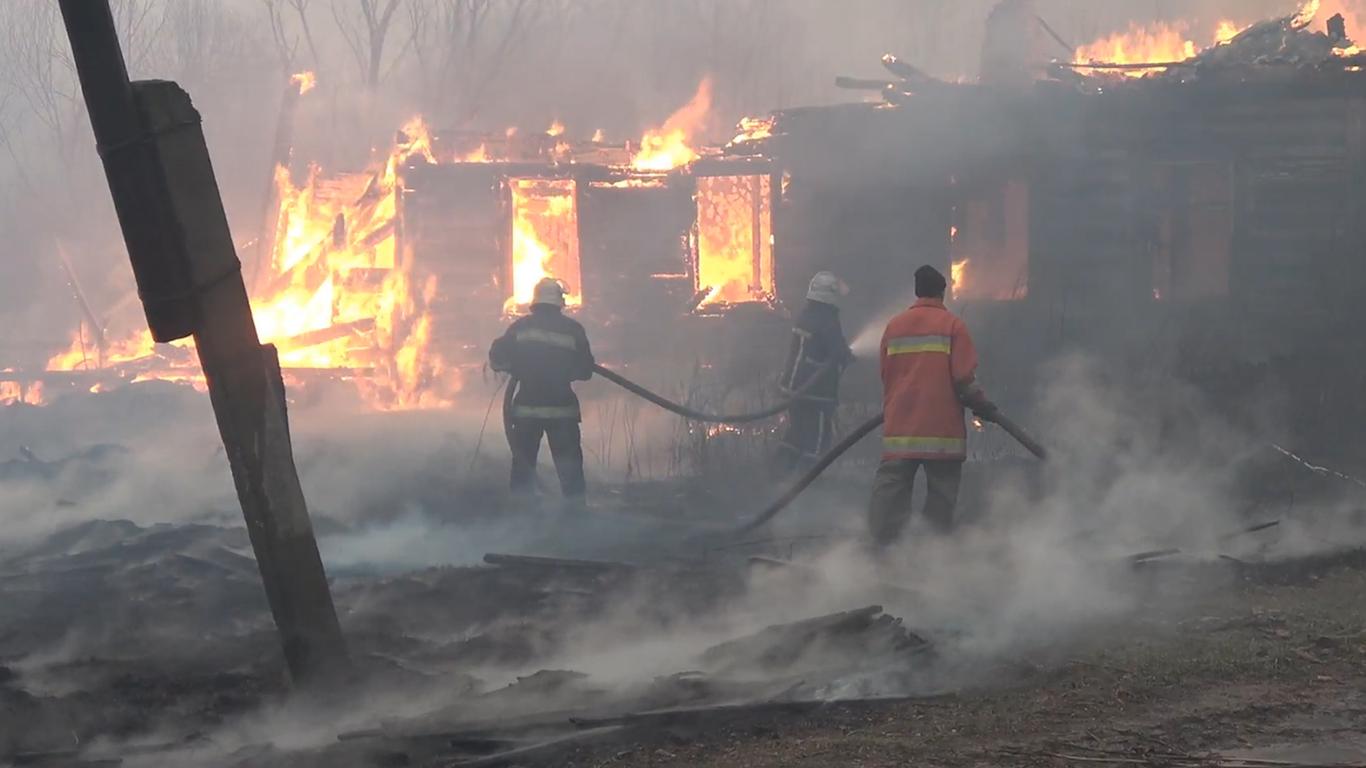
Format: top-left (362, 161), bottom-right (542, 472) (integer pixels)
top-left (590, 363), bottom-right (839, 423)
top-left (502, 361), bottom-right (841, 439)
top-left (734, 410), bottom-right (1046, 533)
top-left (503, 363), bottom-right (1048, 530)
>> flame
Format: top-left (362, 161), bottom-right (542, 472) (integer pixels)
top-left (461, 143), bottom-right (490, 163)
top-left (695, 174), bottom-right (773, 306)
top-left (951, 256), bottom-right (1028, 300)
top-left (1215, 20), bottom-right (1243, 44)
top-left (394, 116), bottom-right (436, 167)
top-left (547, 120), bottom-right (565, 137)
top-left (1075, 22), bottom-right (1198, 74)
top-left (951, 182), bottom-right (1029, 300)
top-left (290, 70), bottom-right (317, 95)
top-left (596, 178), bottom-right (667, 189)
top-left (1307, 0), bottom-right (1366, 47)
top-left (633, 78), bottom-right (712, 172)
top-left (506, 178), bottom-right (582, 313)
top-left (0, 381), bottom-right (43, 406)
top-left (1297, 0), bottom-right (1323, 27)
top-left (1074, 19), bottom-right (1247, 76)
top-left (591, 128), bottom-right (605, 143)
top-left (45, 114), bottom-right (458, 410)
top-left (729, 116), bottom-right (773, 146)
top-left (46, 329), bottom-right (157, 371)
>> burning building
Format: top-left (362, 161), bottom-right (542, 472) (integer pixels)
top-left (745, 0), bottom-right (1366, 461)
top-left (19, 0), bottom-right (1366, 466)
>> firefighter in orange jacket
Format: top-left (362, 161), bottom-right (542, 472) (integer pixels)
top-left (868, 265), bottom-right (996, 546)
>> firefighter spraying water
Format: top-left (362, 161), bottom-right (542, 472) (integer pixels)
top-left (490, 278), bottom-right (595, 509)
top-left (777, 272), bottom-right (855, 473)
top-left (493, 269), bottom-right (1041, 532)
top-left (867, 265), bottom-right (998, 547)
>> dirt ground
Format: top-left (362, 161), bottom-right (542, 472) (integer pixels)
top-left (542, 560), bottom-right (1366, 768)
top-left (6, 515), bottom-right (1366, 767)
top-left (5, 386), bottom-right (1366, 767)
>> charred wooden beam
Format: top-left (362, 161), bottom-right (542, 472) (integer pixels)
top-left (280, 318), bottom-right (376, 351)
top-left (880, 54), bottom-right (934, 85)
top-left (835, 76), bottom-right (894, 91)
top-left (55, 243), bottom-right (108, 361)
top-left (482, 553), bottom-right (637, 572)
top-left (250, 76), bottom-right (308, 293)
top-left (1060, 60), bottom-right (1193, 71)
top-left (1033, 13), bottom-right (1075, 55)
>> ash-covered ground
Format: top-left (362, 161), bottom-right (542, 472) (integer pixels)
top-left (3, 359), bottom-right (1366, 767)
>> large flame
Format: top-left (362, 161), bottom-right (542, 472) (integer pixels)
top-left (45, 115), bottom-right (458, 409)
top-left (695, 175), bottom-right (773, 306)
top-left (506, 178), bottom-right (582, 313)
top-left (1075, 23), bottom-right (1199, 72)
top-left (1306, 0), bottom-right (1366, 50)
top-left (633, 78), bottom-right (713, 172)
top-left (1074, 19), bottom-right (1246, 76)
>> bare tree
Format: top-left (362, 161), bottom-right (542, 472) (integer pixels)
top-left (111, 0), bottom-right (171, 74)
top-left (2, 3), bottom-right (81, 169)
top-left (288, 0), bottom-right (323, 70)
top-left (331, 0), bottom-right (409, 88)
top-left (263, 0), bottom-right (301, 71)
top-left (404, 0), bottom-right (545, 122)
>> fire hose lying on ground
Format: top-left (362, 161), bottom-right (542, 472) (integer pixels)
top-left (505, 363), bottom-right (1047, 530)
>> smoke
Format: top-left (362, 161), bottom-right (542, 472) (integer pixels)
top-left (0, 0), bottom-right (1320, 347)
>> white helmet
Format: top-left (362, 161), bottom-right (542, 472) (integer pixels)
top-left (532, 277), bottom-right (567, 308)
top-left (807, 271), bottom-right (847, 305)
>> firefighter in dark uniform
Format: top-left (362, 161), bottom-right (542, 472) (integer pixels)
top-left (489, 278), bottom-right (594, 503)
top-left (778, 272), bottom-right (854, 472)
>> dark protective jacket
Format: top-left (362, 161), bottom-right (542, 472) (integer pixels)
top-left (489, 305), bottom-right (594, 421)
top-left (780, 300), bottom-right (853, 404)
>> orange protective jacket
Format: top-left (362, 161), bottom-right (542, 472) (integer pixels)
top-left (879, 298), bottom-right (985, 461)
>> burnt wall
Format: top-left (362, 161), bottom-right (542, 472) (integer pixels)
top-left (771, 73), bottom-right (1366, 461)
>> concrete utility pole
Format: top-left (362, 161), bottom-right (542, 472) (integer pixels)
top-left (57, 0), bottom-right (349, 687)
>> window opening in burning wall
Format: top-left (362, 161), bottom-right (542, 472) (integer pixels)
top-left (694, 174), bottom-right (774, 308)
top-left (951, 179), bottom-right (1029, 301)
top-left (507, 178), bottom-right (582, 313)
top-left (1149, 163), bottom-right (1232, 302)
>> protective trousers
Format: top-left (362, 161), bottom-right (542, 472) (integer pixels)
top-left (866, 459), bottom-right (962, 546)
top-left (778, 401), bottom-right (836, 472)
top-left (508, 418), bottom-right (586, 499)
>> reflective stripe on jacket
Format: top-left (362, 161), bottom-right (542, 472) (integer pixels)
top-left (879, 298), bottom-right (981, 461)
top-left (489, 305), bottom-right (594, 422)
